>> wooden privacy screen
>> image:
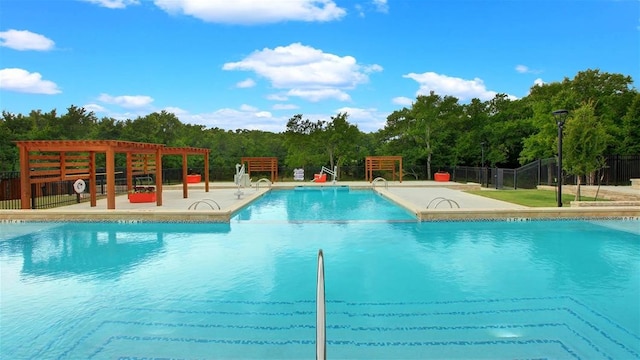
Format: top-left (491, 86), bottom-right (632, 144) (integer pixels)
top-left (365, 156), bottom-right (403, 182)
top-left (241, 157), bottom-right (278, 183)
top-left (26, 151), bottom-right (92, 184)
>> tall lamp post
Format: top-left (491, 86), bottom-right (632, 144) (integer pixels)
top-left (480, 141), bottom-right (486, 187)
top-left (552, 109), bottom-right (569, 207)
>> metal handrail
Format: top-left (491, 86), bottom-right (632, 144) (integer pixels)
top-left (316, 249), bottom-right (326, 360)
top-left (187, 199), bottom-right (221, 210)
top-left (426, 197), bottom-right (460, 209)
top-left (255, 178), bottom-right (272, 190)
top-left (372, 177), bottom-right (388, 189)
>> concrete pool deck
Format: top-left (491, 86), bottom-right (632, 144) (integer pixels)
top-left (0, 181), bottom-right (638, 222)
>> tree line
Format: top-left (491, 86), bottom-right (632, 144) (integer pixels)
top-left (1, 69), bottom-right (638, 181)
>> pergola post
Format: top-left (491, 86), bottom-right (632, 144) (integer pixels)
top-left (204, 151), bottom-right (209, 192)
top-left (204, 152), bottom-right (210, 192)
top-left (18, 144), bottom-right (31, 209)
top-left (106, 146), bottom-right (116, 209)
top-left (182, 153), bottom-right (188, 199)
top-left (89, 151), bottom-right (97, 207)
top-left (155, 148), bottom-right (163, 206)
top-left (126, 152), bottom-right (133, 194)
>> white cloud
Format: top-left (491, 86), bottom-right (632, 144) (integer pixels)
top-left (0, 30), bottom-right (54, 51)
top-left (236, 78), bottom-right (256, 88)
top-left (81, 0), bottom-right (139, 9)
top-left (515, 64), bottom-right (542, 74)
top-left (272, 103), bottom-right (299, 110)
top-left (240, 104), bottom-right (257, 112)
top-left (162, 106), bottom-right (188, 116)
top-left (372, 0), bottom-right (389, 13)
top-left (334, 106), bottom-right (386, 133)
top-left (287, 88), bottom-right (351, 102)
top-left (392, 96), bottom-right (413, 106)
top-left (533, 78), bottom-right (545, 86)
top-left (153, 0), bottom-right (346, 24)
top-left (403, 71), bottom-right (510, 102)
top-left (0, 68), bottom-right (60, 94)
top-left (83, 103), bottom-right (107, 113)
top-left (169, 107), bottom-right (286, 132)
top-left (97, 93), bottom-right (154, 108)
top-left (266, 94), bottom-right (289, 101)
top-left (223, 43), bottom-right (381, 102)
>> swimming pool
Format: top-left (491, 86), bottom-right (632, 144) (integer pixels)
top-left (1, 189), bottom-right (638, 359)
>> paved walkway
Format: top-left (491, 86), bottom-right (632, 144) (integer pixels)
top-left (1, 181), bottom-right (638, 222)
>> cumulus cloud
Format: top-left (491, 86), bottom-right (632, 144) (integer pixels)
top-left (334, 106), bottom-right (386, 133)
top-left (403, 71), bottom-right (512, 101)
top-left (0, 68), bottom-right (60, 94)
top-left (286, 88), bottom-right (351, 102)
top-left (272, 103), bottom-right (299, 110)
top-left (266, 94), bottom-right (289, 101)
top-left (153, 0), bottom-right (346, 24)
top-left (515, 64), bottom-right (542, 74)
top-left (392, 96), bottom-right (413, 106)
top-left (223, 43), bottom-right (382, 102)
top-left (83, 103), bottom-right (107, 113)
top-left (0, 30), bottom-right (54, 51)
top-left (97, 93), bottom-right (154, 108)
top-left (372, 0), bottom-right (389, 13)
top-left (164, 106), bottom-right (285, 132)
top-left (81, 0), bottom-right (139, 9)
top-left (236, 78), bottom-right (256, 88)
top-left (533, 78), bottom-right (544, 86)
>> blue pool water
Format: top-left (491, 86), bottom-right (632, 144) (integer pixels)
top-left (1, 188), bottom-right (639, 359)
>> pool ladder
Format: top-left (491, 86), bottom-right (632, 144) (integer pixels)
top-left (187, 199), bottom-right (221, 210)
top-left (255, 178), bottom-right (272, 190)
top-left (372, 177), bottom-right (388, 189)
top-left (316, 249), bottom-right (326, 360)
top-left (427, 197), bottom-right (460, 209)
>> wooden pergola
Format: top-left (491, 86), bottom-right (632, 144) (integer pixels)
top-left (15, 140), bottom-right (210, 210)
top-left (365, 156), bottom-right (403, 182)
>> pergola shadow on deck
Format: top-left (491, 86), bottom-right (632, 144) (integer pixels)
top-left (15, 140), bottom-right (210, 210)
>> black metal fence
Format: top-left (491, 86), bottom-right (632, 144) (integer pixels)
top-left (2, 155), bottom-right (638, 209)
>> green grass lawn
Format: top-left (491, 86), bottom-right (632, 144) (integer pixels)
top-left (465, 189), bottom-right (605, 207)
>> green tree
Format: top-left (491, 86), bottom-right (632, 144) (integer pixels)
top-left (319, 112), bottom-right (361, 175)
top-left (562, 103), bottom-right (609, 199)
top-left (621, 93), bottom-right (640, 155)
top-left (284, 114), bottom-right (326, 168)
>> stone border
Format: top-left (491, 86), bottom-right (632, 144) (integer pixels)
top-left (375, 188), bottom-right (640, 222)
top-left (2, 184), bottom-right (638, 223)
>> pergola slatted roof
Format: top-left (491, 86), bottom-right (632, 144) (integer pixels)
top-left (15, 140), bottom-right (210, 210)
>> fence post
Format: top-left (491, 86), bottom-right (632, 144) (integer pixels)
top-left (30, 183), bottom-right (36, 209)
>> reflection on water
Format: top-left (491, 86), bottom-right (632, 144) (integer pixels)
top-left (0, 219), bottom-right (638, 359)
top-left (1, 222), bottom-right (231, 279)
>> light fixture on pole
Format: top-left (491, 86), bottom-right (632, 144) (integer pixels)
top-left (552, 109), bottom-right (569, 207)
top-left (481, 141), bottom-right (486, 187)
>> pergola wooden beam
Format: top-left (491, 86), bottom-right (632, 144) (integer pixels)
top-left (365, 156), bottom-right (403, 182)
top-left (14, 140), bottom-right (210, 210)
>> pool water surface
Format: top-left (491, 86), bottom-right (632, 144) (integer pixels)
top-left (0, 188), bottom-right (638, 359)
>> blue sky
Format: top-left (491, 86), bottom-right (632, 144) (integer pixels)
top-left (1, 0), bottom-right (638, 133)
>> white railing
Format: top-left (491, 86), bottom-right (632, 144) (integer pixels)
top-left (372, 177), bottom-right (388, 189)
top-left (234, 164), bottom-right (247, 199)
top-left (319, 166), bottom-right (338, 184)
top-left (255, 178), bottom-right (272, 190)
top-left (316, 249), bottom-right (326, 360)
